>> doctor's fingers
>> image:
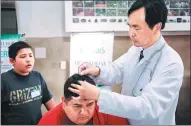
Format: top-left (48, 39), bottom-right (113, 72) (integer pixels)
top-left (68, 87), bottom-right (80, 95)
top-left (78, 62), bottom-right (90, 74)
top-left (80, 69), bottom-right (90, 76)
top-left (71, 83), bottom-right (83, 90)
top-left (78, 80), bottom-right (92, 87)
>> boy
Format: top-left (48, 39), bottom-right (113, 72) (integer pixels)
top-left (1, 41), bottom-right (56, 125)
top-left (38, 74), bottom-right (129, 125)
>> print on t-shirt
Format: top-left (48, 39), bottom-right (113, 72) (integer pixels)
top-left (9, 85), bottom-right (42, 106)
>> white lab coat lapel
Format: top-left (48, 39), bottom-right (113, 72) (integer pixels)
top-left (128, 58), bottom-right (150, 96)
top-left (121, 47), bottom-right (143, 96)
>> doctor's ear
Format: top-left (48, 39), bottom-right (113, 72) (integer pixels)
top-left (154, 22), bottom-right (162, 31)
top-left (153, 22), bottom-right (162, 33)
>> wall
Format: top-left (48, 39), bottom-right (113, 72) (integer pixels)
top-left (16, 1), bottom-right (69, 37)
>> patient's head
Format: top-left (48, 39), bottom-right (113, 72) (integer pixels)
top-left (62, 73), bottom-right (96, 125)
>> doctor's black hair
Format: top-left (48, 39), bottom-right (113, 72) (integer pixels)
top-left (128, 0), bottom-right (168, 30)
top-left (64, 73), bottom-right (96, 100)
top-left (8, 41), bottom-right (32, 60)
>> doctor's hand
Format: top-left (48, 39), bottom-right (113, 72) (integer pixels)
top-left (78, 62), bottom-right (100, 77)
top-left (68, 80), bottom-right (101, 101)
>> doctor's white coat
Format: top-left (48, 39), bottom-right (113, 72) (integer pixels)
top-left (94, 36), bottom-right (184, 125)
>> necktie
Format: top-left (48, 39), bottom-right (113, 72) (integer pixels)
top-left (139, 50), bottom-right (144, 61)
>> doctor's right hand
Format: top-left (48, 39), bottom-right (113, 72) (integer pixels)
top-left (78, 62), bottom-right (100, 77)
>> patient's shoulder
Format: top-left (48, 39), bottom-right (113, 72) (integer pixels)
top-left (38, 103), bottom-right (64, 125)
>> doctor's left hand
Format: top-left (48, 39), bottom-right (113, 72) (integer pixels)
top-left (68, 81), bottom-right (101, 100)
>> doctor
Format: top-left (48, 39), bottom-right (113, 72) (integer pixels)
top-left (68, 0), bottom-right (184, 125)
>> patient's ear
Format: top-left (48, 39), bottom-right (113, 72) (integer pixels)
top-left (61, 96), bottom-right (65, 102)
top-left (61, 96), bottom-right (67, 108)
top-left (62, 96), bottom-right (70, 104)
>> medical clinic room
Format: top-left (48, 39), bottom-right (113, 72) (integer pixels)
top-left (1, 0), bottom-right (190, 125)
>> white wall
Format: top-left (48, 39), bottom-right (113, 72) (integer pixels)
top-left (16, 1), bottom-right (69, 38)
top-left (15, 1), bottom-right (189, 38)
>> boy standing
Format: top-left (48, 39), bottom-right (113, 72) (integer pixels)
top-left (1, 41), bottom-right (56, 125)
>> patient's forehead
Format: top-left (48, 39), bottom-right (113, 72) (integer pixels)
top-left (69, 96), bottom-right (95, 104)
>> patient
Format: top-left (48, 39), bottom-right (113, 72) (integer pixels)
top-left (38, 74), bottom-right (129, 125)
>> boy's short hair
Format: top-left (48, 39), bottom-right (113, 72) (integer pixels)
top-left (64, 73), bottom-right (96, 100)
top-left (8, 41), bottom-right (32, 60)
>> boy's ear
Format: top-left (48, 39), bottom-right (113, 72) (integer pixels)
top-left (9, 58), bottom-right (15, 65)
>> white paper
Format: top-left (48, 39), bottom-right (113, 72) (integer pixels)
top-left (70, 32), bottom-right (114, 76)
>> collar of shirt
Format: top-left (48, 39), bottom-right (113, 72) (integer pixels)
top-left (141, 35), bottom-right (166, 61)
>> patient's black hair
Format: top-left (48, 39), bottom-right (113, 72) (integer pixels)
top-left (64, 73), bottom-right (96, 100)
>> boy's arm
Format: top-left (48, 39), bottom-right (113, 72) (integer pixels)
top-left (39, 73), bottom-right (56, 110)
top-left (44, 98), bottom-right (56, 110)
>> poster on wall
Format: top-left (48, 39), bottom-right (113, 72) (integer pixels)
top-left (65, 0), bottom-right (190, 32)
top-left (165, 0), bottom-right (190, 31)
top-left (70, 32), bottom-right (114, 90)
top-left (1, 34), bottom-right (24, 73)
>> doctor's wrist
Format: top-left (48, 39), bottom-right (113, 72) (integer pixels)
top-left (95, 66), bottom-right (101, 77)
top-left (95, 87), bottom-right (101, 101)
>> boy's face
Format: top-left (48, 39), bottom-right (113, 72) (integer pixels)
top-left (10, 48), bottom-right (34, 75)
top-left (62, 96), bottom-right (96, 125)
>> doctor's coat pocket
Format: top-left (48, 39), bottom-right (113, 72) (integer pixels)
top-left (133, 68), bottom-right (152, 96)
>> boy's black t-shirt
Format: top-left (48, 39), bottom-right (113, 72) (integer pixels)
top-left (1, 69), bottom-right (53, 125)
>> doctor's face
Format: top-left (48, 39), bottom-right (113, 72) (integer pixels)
top-left (62, 96), bottom-right (96, 125)
top-left (128, 7), bottom-right (157, 49)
